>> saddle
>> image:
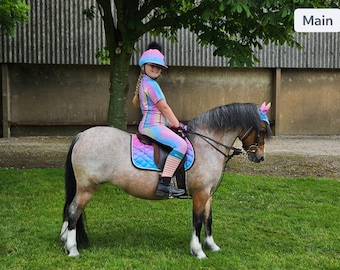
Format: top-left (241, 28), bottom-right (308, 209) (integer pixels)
top-left (131, 131), bottom-right (194, 192)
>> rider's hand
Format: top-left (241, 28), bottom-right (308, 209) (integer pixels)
top-left (178, 122), bottom-right (188, 132)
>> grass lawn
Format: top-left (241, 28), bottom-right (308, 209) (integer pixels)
top-left (0, 168), bottom-right (339, 269)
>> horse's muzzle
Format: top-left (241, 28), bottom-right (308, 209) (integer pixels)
top-left (247, 152), bottom-right (265, 163)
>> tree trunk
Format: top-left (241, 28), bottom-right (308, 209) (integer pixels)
top-left (107, 50), bottom-right (132, 130)
top-left (96, 0), bottom-right (134, 130)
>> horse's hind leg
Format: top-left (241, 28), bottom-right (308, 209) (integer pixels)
top-left (63, 187), bottom-right (95, 257)
top-left (203, 196), bottom-right (220, 252)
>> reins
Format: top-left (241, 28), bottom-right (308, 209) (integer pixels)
top-left (185, 130), bottom-right (245, 162)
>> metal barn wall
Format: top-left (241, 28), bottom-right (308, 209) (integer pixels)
top-left (1, 0), bottom-right (104, 65)
top-left (132, 31), bottom-right (340, 68)
top-left (253, 33), bottom-right (340, 68)
top-left (1, 0), bottom-right (339, 68)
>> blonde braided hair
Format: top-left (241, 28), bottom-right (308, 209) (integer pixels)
top-left (132, 73), bottom-right (143, 108)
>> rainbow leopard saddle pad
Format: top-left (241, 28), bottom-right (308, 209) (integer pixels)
top-left (130, 134), bottom-right (195, 171)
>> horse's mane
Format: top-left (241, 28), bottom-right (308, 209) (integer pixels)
top-left (188, 103), bottom-right (271, 136)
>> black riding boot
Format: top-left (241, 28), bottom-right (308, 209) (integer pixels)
top-left (156, 176), bottom-right (185, 197)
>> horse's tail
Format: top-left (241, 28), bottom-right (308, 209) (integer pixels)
top-left (63, 133), bottom-right (89, 247)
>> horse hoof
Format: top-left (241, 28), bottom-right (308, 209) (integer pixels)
top-left (190, 248), bottom-right (207, 259)
top-left (204, 236), bottom-right (220, 251)
top-left (68, 253), bottom-right (80, 258)
top-left (64, 243), bottom-right (80, 257)
top-left (204, 242), bottom-right (221, 251)
top-left (210, 245), bottom-right (221, 252)
top-left (196, 251), bottom-right (208, 259)
top-left (68, 248), bottom-right (80, 258)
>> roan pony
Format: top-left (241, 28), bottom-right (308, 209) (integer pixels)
top-left (60, 102), bottom-right (272, 259)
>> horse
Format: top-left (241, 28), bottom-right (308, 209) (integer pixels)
top-left (59, 102), bottom-right (272, 259)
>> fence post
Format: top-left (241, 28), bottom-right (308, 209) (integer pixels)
top-left (1, 64), bottom-right (10, 138)
top-left (274, 68), bottom-right (281, 136)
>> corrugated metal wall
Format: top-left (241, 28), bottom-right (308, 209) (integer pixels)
top-left (132, 31), bottom-right (340, 68)
top-left (254, 32), bottom-right (340, 68)
top-left (1, 0), bottom-right (339, 68)
top-left (1, 0), bottom-right (104, 65)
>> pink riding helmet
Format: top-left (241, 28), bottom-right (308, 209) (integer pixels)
top-left (139, 49), bottom-right (168, 69)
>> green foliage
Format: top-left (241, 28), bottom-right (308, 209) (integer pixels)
top-left (83, 5), bottom-right (96, 20)
top-left (95, 47), bottom-right (110, 64)
top-left (0, 0), bottom-right (30, 35)
top-left (93, 0), bottom-right (338, 68)
top-left (1, 168), bottom-right (339, 269)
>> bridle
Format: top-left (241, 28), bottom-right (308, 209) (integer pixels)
top-left (238, 126), bottom-right (266, 154)
top-left (186, 124), bottom-right (266, 160)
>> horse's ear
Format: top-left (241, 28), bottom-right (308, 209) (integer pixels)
top-left (260, 102), bottom-right (271, 113)
top-left (259, 102), bottom-right (271, 125)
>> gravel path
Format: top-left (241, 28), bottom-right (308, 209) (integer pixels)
top-left (265, 135), bottom-right (340, 157)
top-left (0, 135), bottom-right (339, 179)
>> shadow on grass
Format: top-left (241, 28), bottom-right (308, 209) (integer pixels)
top-left (82, 220), bottom-right (190, 254)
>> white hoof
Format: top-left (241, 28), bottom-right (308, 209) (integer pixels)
top-left (204, 236), bottom-right (221, 251)
top-left (191, 248), bottom-right (208, 259)
top-left (190, 233), bottom-right (207, 259)
top-left (68, 246), bottom-right (80, 257)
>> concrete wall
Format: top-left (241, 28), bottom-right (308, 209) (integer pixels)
top-left (2, 64), bottom-right (110, 136)
top-left (1, 64), bottom-right (340, 136)
top-left (278, 69), bottom-right (340, 135)
top-left (127, 67), bottom-right (274, 125)
top-left (8, 64), bottom-right (110, 123)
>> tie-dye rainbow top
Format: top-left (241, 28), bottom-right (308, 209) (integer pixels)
top-left (139, 75), bottom-right (168, 128)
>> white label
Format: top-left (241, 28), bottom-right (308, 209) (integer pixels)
top-left (294, 8), bottom-right (340, 32)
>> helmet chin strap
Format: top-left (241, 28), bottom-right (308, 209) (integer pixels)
top-left (144, 72), bottom-right (158, 80)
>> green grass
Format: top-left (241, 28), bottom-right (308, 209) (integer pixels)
top-left (0, 168), bottom-right (339, 269)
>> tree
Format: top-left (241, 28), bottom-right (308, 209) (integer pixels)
top-left (89, 0), bottom-right (338, 130)
top-left (0, 0), bottom-right (30, 36)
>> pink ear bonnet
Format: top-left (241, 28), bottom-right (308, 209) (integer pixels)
top-left (259, 102), bottom-right (271, 125)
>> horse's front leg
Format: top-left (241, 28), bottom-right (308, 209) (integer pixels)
top-left (190, 190), bottom-right (210, 259)
top-left (203, 196), bottom-right (220, 252)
